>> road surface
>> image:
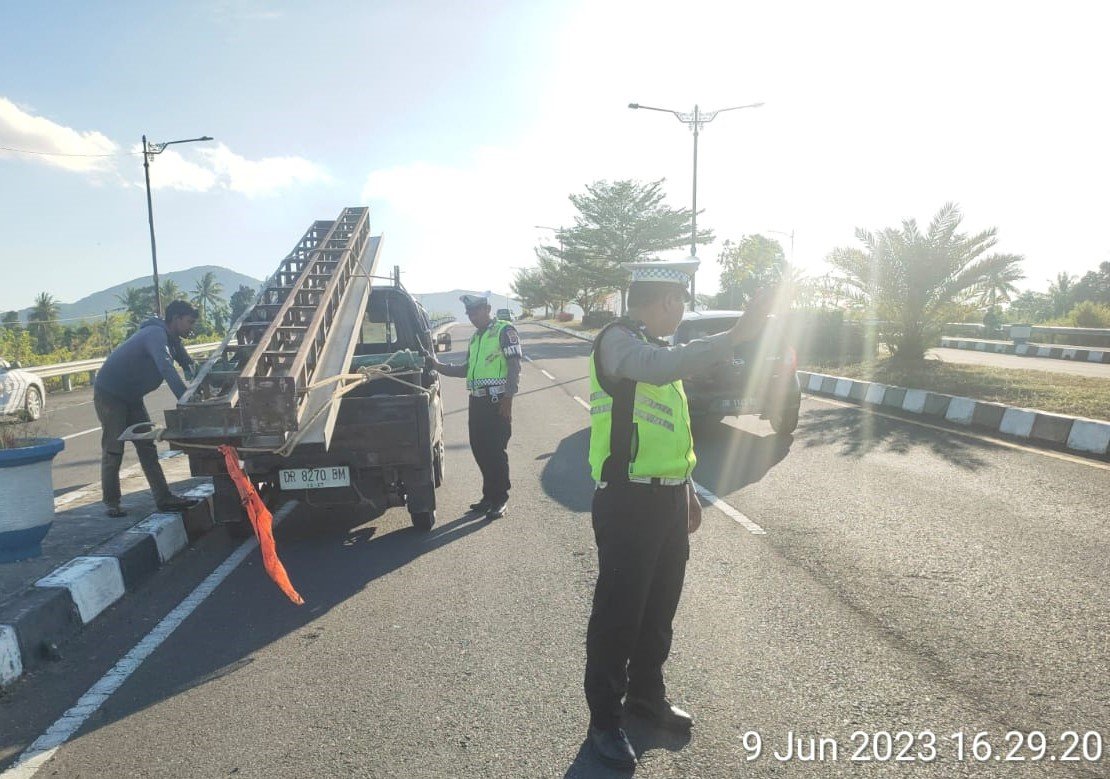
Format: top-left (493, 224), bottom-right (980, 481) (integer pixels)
top-left (2, 324), bottom-right (1106, 777)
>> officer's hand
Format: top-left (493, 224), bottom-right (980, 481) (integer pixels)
top-left (727, 286), bottom-right (776, 345)
top-left (687, 482), bottom-right (702, 534)
top-left (498, 395), bottom-right (513, 420)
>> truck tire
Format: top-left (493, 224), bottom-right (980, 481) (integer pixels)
top-left (770, 400), bottom-right (800, 435)
top-left (213, 474), bottom-right (253, 539)
top-left (410, 510), bottom-right (435, 531)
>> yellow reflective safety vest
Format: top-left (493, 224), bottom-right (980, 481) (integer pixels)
top-left (588, 320), bottom-right (696, 483)
top-left (466, 319), bottom-right (511, 395)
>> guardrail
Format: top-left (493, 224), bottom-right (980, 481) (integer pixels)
top-left (31, 342), bottom-right (222, 392)
top-left (30, 315), bottom-right (459, 393)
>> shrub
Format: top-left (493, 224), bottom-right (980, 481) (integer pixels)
top-left (555, 312), bottom-right (574, 323)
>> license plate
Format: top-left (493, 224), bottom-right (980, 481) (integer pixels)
top-left (279, 466), bottom-right (351, 490)
top-left (718, 397), bottom-right (758, 412)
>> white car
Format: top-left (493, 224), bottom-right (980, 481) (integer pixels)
top-left (0, 359), bottom-right (46, 421)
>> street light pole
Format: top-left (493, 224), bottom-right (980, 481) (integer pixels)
top-left (534, 224), bottom-right (564, 255)
top-left (628, 100), bottom-right (764, 309)
top-left (142, 134), bottom-right (214, 317)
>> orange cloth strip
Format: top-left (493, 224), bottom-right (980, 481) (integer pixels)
top-left (217, 445), bottom-right (304, 606)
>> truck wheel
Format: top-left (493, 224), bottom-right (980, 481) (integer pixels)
top-left (770, 400), bottom-right (800, 435)
top-left (410, 510), bottom-right (435, 531)
top-left (213, 474), bottom-right (253, 539)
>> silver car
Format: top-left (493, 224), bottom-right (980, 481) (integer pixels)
top-left (0, 359), bottom-right (46, 421)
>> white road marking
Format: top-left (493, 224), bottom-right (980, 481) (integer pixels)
top-left (4, 502), bottom-right (298, 779)
top-left (569, 392), bottom-right (765, 534)
top-left (692, 483), bottom-right (766, 535)
top-left (61, 427), bottom-right (99, 441)
top-left (541, 369), bottom-right (555, 381)
top-left (523, 355), bottom-right (534, 363)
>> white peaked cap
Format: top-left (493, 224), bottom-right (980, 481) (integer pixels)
top-left (622, 257), bottom-right (700, 286)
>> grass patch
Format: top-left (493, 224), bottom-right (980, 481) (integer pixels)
top-left (810, 358), bottom-right (1110, 421)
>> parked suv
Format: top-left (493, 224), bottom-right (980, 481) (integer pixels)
top-left (674, 311), bottom-right (801, 434)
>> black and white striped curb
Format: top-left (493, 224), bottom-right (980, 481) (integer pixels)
top-left (530, 322), bottom-right (1110, 458)
top-left (940, 337), bottom-right (1110, 364)
top-left (0, 484), bottom-right (215, 687)
top-left (798, 370), bottom-right (1110, 457)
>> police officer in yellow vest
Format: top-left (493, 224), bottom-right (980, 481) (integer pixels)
top-left (430, 294), bottom-right (522, 520)
top-left (584, 259), bottom-right (774, 768)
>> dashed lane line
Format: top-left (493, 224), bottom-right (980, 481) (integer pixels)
top-left (540, 369), bottom-right (556, 381)
top-left (569, 397), bottom-right (765, 534)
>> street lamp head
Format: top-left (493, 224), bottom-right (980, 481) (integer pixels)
top-left (199, 136), bottom-right (214, 141)
top-left (628, 103), bottom-right (640, 109)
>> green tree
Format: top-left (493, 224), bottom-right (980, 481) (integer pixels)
top-left (228, 284), bottom-right (257, 324)
top-left (191, 271), bottom-right (225, 326)
top-left (27, 292), bottom-right (61, 354)
top-left (2, 311), bottom-right (21, 333)
top-left (510, 267), bottom-right (552, 315)
top-left (1073, 261), bottom-right (1110, 306)
top-left (117, 286), bottom-right (155, 333)
top-left (159, 279), bottom-right (186, 305)
top-left (1005, 290), bottom-right (1053, 323)
top-left (1046, 272), bottom-right (1077, 318)
top-left (716, 234), bottom-right (786, 308)
top-left (827, 203), bottom-right (1025, 362)
top-left (546, 179), bottom-right (713, 309)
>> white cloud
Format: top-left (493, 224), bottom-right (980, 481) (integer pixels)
top-left (199, 143), bottom-right (331, 197)
top-left (0, 97), bottom-right (119, 175)
top-left (2, 96), bottom-right (329, 197)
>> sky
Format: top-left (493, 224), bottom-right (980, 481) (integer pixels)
top-left (2, 0), bottom-right (1109, 312)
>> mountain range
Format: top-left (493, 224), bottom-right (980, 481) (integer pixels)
top-left (410, 290), bottom-right (522, 322)
top-left (14, 266), bottom-right (263, 324)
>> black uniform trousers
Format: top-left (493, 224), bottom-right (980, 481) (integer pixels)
top-left (467, 394), bottom-right (512, 504)
top-left (93, 390), bottom-right (171, 507)
top-left (584, 480), bottom-right (690, 730)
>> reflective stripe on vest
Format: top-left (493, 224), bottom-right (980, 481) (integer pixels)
top-left (588, 322), bottom-right (695, 482)
top-left (466, 320), bottom-right (510, 393)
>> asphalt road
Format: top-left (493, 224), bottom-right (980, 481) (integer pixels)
top-left (1, 323), bottom-right (1107, 778)
top-left (928, 347), bottom-right (1110, 378)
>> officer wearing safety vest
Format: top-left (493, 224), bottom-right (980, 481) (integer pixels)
top-left (583, 259), bottom-right (775, 769)
top-left (430, 294), bottom-right (522, 520)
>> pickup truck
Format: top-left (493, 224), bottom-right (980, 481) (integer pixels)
top-left (207, 281), bottom-right (446, 534)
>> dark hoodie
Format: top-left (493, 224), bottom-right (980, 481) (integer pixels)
top-left (94, 318), bottom-right (190, 402)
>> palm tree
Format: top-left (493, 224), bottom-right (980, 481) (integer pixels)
top-left (191, 272), bottom-right (224, 325)
top-left (977, 259), bottom-right (1025, 309)
top-left (827, 203), bottom-right (1025, 362)
top-left (27, 292), bottom-right (61, 354)
top-left (160, 279), bottom-right (185, 304)
top-left (116, 286), bottom-right (155, 333)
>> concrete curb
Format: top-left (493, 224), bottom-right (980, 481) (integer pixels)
top-left (531, 320), bottom-right (596, 343)
top-left (798, 370), bottom-right (1110, 457)
top-left (940, 337), bottom-right (1109, 364)
top-left (0, 482), bottom-right (215, 687)
top-left (529, 323), bottom-right (1110, 459)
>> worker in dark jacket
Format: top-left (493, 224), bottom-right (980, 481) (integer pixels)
top-left (93, 300), bottom-right (200, 517)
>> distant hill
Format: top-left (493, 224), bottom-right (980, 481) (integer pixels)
top-left (15, 266), bottom-right (263, 324)
top-left (411, 289), bottom-right (523, 322)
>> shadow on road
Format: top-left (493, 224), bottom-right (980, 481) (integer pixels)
top-left (562, 718), bottom-right (692, 777)
top-left (794, 404), bottom-right (993, 469)
top-left (17, 504), bottom-right (497, 751)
